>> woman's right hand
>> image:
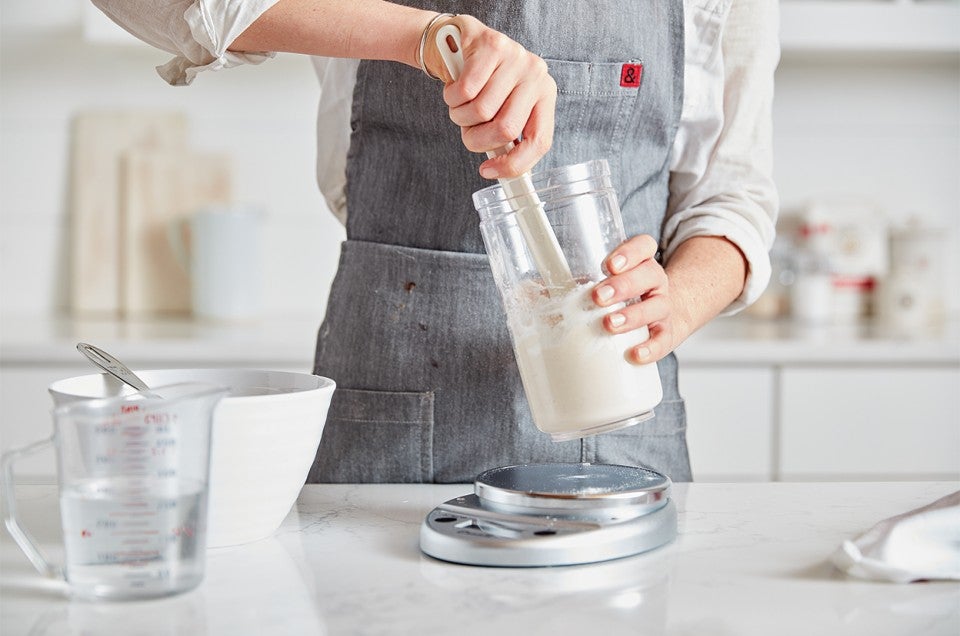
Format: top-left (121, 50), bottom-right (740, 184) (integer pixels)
top-left (421, 15), bottom-right (556, 180)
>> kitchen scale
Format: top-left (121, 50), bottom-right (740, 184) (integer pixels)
top-left (419, 463), bottom-right (677, 567)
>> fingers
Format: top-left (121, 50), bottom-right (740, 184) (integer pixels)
top-left (593, 234), bottom-right (673, 364)
top-left (628, 321), bottom-right (673, 365)
top-left (603, 295), bottom-right (670, 333)
top-left (477, 81), bottom-right (555, 177)
top-left (592, 235), bottom-right (665, 308)
top-left (426, 15), bottom-right (555, 178)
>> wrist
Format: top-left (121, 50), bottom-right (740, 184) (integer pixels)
top-left (413, 12), bottom-right (456, 78)
top-left (393, 8), bottom-right (438, 67)
top-left (664, 235), bottom-right (746, 338)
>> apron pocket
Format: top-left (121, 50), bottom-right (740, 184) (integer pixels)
top-left (545, 58), bottom-right (644, 175)
top-left (310, 388), bottom-right (435, 483)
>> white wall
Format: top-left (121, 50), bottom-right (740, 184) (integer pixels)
top-left (0, 1), bottom-right (345, 320)
top-left (1, 2), bottom-right (958, 319)
top-left (774, 54), bottom-right (960, 310)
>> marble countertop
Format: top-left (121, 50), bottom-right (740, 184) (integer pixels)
top-left (2, 481), bottom-right (958, 636)
top-left (1, 314), bottom-right (958, 366)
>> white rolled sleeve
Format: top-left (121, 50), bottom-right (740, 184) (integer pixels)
top-left (91, 0), bottom-right (280, 85)
top-left (664, 0), bottom-right (780, 315)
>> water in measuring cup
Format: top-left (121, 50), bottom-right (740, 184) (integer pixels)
top-left (59, 478), bottom-right (206, 600)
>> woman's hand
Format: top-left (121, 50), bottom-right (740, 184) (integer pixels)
top-left (593, 234), bottom-right (749, 364)
top-left (422, 15), bottom-right (556, 180)
top-left (592, 235), bottom-right (691, 365)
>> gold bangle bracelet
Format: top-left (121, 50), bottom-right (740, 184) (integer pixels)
top-left (416, 12), bottom-right (456, 80)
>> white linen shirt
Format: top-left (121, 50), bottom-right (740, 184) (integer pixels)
top-left (92, 0), bottom-right (779, 314)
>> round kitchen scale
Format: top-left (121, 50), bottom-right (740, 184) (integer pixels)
top-left (419, 463), bottom-right (677, 567)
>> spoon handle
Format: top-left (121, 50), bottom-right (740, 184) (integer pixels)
top-left (435, 24), bottom-right (573, 290)
top-left (76, 342), bottom-right (151, 392)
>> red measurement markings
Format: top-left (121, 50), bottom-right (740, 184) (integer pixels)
top-left (111, 530), bottom-right (160, 536)
top-left (112, 549), bottom-right (161, 565)
top-left (145, 412), bottom-right (171, 425)
top-left (121, 538), bottom-right (153, 545)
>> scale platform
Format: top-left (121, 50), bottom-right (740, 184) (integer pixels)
top-left (420, 463), bottom-right (677, 567)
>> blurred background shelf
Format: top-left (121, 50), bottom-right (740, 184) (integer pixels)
top-left (780, 0), bottom-right (960, 57)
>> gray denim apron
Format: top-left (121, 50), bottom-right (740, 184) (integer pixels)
top-left (308, 0), bottom-right (690, 484)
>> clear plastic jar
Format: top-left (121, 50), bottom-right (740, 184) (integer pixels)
top-left (472, 160), bottom-right (662, 441)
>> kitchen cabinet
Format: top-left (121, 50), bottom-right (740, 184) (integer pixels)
top-left (780, 367), bottom-right (960, 480)
top-left (676, 318), bottom-right (960, 482)
top-left (680, 367), bottom-right (775, 481)
top-left (680, 363), bottom-right (960, 482)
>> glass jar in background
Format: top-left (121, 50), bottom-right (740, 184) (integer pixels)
top-left (472, 160), bottom-right (662, 441)
top-left (876, 222), bottom-right (949, 333)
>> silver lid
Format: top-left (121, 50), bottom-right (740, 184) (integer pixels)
top-left (475, 463), bottom-right (671, 514)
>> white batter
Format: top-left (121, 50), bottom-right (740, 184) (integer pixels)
top-left (508, 282), bottom-right (663, 440)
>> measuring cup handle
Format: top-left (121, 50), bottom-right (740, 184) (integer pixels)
top-left (1, 437), bottom-right (64, 580)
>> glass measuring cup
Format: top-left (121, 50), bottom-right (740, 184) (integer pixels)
top-left (2, 382), bottom-right (228, 600)
top-left (473, 159), bottom-right (663, 440)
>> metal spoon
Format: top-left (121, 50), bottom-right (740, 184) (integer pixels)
top-left (76, 342), bottom-right (153, 393)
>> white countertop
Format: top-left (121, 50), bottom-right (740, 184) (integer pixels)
top-left (2, 482), bottom-right (958, 636)
top-left (1, 314), bottom-right (958, 366)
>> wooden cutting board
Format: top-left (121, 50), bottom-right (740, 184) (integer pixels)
top-left (120, 149), bottom-right (232, 317)
top-left (69, 111), bottom-right (188, 317)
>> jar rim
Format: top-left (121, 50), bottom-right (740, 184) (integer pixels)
top-left (472, 159), bottom-right (612, 211)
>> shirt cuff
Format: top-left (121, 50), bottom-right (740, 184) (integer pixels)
top-left (157, 0), bottom-right (278, 86)
top-left (661, 212), bottom-right (773, 316)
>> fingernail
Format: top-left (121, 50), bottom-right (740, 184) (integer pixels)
top-left (636, 346), bottom-right (651, 361)
top-left (480, 166), bottom-right (498, 179)
top-left (609, 313), bottom-right (626, 328)
top-left (596, 285), bottom-right (614, 302)
top-left (610, 254), bottom-right (627, 272)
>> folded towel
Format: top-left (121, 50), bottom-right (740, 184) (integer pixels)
top-left (831, 490), bottom-right (960, 583)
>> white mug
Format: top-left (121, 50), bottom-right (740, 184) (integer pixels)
top-left (170, 204), bottom-right (264, 322)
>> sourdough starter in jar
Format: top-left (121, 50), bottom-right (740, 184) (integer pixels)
top-left (510, 281), bottom-right (661, 440)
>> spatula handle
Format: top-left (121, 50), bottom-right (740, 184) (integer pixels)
top-left (436, 24), bottom-right (512, 162)
top-left (435, 24), bottom-right (574, 289)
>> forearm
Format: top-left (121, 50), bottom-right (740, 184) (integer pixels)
top-left (229, 0), bottom-right (432, 68)
top-left (664, 236), bottom-right (747, 344)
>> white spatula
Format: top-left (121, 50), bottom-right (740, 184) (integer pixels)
top-left (435, 24), bottom-right (574, 290)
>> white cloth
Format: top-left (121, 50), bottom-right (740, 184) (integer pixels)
top-left (831, 490), bottom-right (960, 583)
top-left (90, 0), bottom-right (779, 313)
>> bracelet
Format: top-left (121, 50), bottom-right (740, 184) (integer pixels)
top-left (416, 12), bottom-right (456, 80)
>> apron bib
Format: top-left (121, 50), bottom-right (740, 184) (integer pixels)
top-left (309, 0), bottom-right (690, 483)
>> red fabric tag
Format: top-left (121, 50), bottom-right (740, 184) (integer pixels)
top-left (620, 63), bottom-right (643, 88)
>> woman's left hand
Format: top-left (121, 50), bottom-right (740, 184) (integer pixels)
top-left (591, 234), bottom-right (689, 365)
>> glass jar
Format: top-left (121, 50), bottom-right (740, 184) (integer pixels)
top-left (472, 159), bottom-right (662, 441)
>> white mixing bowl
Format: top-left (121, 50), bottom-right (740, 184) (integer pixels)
top-left (49, 369), bottom-right (335, 547)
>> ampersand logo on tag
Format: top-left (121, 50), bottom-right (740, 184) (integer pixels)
top-left (620, 63), bottom-right (643, 88)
